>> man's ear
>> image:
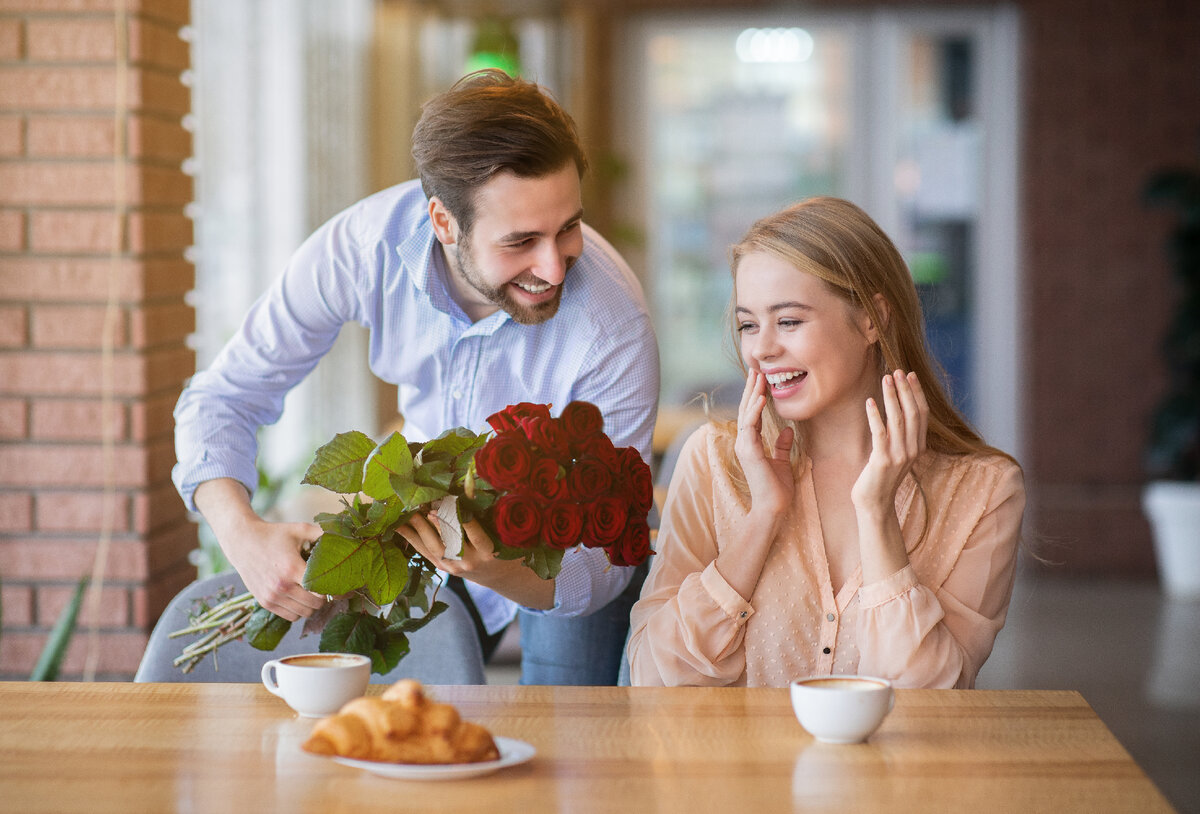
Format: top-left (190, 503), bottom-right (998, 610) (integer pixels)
top-left (428, 197), bottom-right (458, 246)
top-left (862, 293), bottom-right (890, 344)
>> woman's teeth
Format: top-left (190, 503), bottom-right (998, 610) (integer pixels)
top-left (765, 371), bottom-right (803, 388)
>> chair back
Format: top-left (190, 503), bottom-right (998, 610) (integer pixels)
top-left (135, 572), bottom-right (486, 685)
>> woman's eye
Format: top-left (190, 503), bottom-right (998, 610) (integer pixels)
top-left (736, 322), bottom-right (757, 333)
top-left (778, 319), bottom-right (803, 329)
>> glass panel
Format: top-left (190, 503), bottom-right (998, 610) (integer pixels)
top-left (641, 22), bottom-right (854, 406)
top-left (892, 33), bottom-right (981, 419)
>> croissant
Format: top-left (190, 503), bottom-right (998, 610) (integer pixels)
top-left (302, 679), bottom-right (500, 764)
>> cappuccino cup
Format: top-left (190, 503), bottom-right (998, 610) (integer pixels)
top-left (790, 675), bottom-right (894, 744)
top-left (260, 653), bottom-right (370, 718)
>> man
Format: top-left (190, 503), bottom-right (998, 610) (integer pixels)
top-left (172, 70), bottom-right (659, 685)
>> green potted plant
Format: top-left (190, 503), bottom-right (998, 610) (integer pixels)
top-left (1141, 159), bottom-right (1200, 599)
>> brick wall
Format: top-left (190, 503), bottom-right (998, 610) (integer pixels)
top-left (0, 0), bottom-right (196, 679)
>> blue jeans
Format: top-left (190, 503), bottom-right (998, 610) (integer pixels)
top-left (518, 563), bottom-right (648, 686)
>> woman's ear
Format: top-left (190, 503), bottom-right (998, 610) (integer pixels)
top-left (428, 197), bottom-right (458, 245)
top-left (862, 293), bottom-right (890, 344)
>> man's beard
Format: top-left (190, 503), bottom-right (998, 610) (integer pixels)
top-left (455, 239), bottom-right (570, 326)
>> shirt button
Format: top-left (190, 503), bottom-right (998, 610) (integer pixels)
top-left (826, 613), bottom-right (835, 622)
top-left (452, 389), bottom-right (463, 400)
top-left (822, 647), bottom-right (831, 654)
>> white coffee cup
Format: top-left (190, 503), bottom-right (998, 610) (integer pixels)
top-left (260, 652), bottom-right (370, 718)
top-left (789, 675), bottom-right (895, 744)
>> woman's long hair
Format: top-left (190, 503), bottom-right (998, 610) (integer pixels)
top-left (715, 197), bottom-right (1016, 497)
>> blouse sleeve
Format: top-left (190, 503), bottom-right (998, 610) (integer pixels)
top-left (627, 427), bottom-right (755, 686)
top-left (856, 459), bottom-right (1026, 688)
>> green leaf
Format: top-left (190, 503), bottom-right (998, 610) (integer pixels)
top-left (365, 540), bottom-right (410, 606)
top-left (30, 576), bottom-right (87, 681)
top-left (359, 498), bottom-right (409, 537)
top-left (415, 459), bottom-right (455, 491)
top-left (301, 430), bottom-right (376, 493)
top-left (302, 533), bottom-right (372, 596)
top-left (314, 509), bottom-right (359, 538)
top-left (389, 600), bottom-right (448, 634)
top-left (362, 432), bottom-right (414, 500)
top-left (422, 428), bottom-right (485, 460)
top-left (319, 611), bottom-right (409, 675)
top-left (246, 606), bottom-right (292, 651)
top-left (393, 479), bottom-right (449, 509)
top-left (523, 546), bottom-right (565, 581)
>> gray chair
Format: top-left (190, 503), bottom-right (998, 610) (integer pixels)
top-left (135, 572), bottom-right (486, 685)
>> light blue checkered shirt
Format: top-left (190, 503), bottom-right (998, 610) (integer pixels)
top-left (173, 179), bottom-right (660, 632)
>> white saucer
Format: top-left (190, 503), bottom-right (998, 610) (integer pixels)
top-left (330, 736), bottom-right (535, 780)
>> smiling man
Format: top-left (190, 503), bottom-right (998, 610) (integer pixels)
top-left (172, 70), bottom-right (660, 686)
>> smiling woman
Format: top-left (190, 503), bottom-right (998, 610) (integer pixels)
top-left (627, 197), bottom-right (1025, 690)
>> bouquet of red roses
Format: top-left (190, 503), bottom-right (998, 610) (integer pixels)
top-left (171, 401), bottom-right (653, 675)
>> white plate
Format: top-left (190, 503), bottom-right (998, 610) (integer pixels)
top-left (330, 736), bottom-right (535, 780)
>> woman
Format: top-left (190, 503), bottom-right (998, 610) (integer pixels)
top-left (627, 198), bottom-right (1025, 688)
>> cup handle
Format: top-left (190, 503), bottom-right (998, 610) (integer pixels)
top-left (888, 691), bottom-right (895, 712)
top-left (261, 660), bottom-right (284, 698)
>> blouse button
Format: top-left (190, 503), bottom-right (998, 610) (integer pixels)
top-left (740, 611), bottom-right (748, 619)
top-left (826, 613), bottom-right (835, 622)
top-left (822, 647), bottom-right (831, 654)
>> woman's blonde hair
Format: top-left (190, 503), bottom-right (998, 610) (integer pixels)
top-left (716, 197), bottom-right (1015, 486)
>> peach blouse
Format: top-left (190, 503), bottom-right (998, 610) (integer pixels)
top-left (627, 423), bottom-right (1026, 688)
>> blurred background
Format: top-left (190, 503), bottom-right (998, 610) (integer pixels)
top-left (0, 0), bottom-right (1196, 809)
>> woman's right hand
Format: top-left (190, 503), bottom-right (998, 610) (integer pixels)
top-left (733, 368), bottom-right (795, 517)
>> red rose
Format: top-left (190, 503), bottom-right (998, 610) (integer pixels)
top-left (474, 432), bottom-right (533, 492)
top-left (527, 457), bottom-right (564, 501)
top-left (520, 415), bottom-right (571, 463)
top-left (486, 402), bottom-right (552, 434)
top-left (574, 433), bottom-right (619, 470)
top-left (543, 500), bottom-right (586, 550)
top-left (492, 493), bottom-right (542, 548)
top-left (559, 401), bottom-right (604, 443)
top-left (606, 518), bottom-right (653, 567)
top-left (567, 457), bottom-right (613, 500)
top-left (584, 495), bottom-right (628, 547)
top-left (617, 447), bottom-right (654, 516)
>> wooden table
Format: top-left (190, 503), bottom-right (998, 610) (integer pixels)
top-left (0, 682), bottom-right (1173, 813)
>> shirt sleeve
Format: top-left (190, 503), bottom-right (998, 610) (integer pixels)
top-left (856, 460), bottom-right (1026, 688)
top-left (172, 208), bottom-right (368, 511)
top-left (627, 427), bottom-right (754, 686)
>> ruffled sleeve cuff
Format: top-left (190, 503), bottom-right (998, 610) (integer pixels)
top-left (858, 563), bottom-right (920, 608)
top-left (700, 563), bottom-right (754, 625)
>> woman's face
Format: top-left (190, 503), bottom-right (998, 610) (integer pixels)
top-left (735, 251), bottom-right (879, 425)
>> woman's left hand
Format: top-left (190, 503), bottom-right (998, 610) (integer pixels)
top-left (851, 370), bottom-right (929, 515)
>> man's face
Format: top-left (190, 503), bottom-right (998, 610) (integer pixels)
top-left (437, 164), bottom-right (585, 325)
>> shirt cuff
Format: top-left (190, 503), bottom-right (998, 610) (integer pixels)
top-left (700, 563), bottom-right (754, 625)
top-left (858, 563), bottom-right (920, 608)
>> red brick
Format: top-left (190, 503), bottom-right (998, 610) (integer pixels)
top-left (142, 518), bottom-right (197, 576)
top-left (132, 480), bottom-right (185, 533)
top-left (0, 583), bottom-right (33, 626)
top-left (31, 398), bottom-right (127, 442)
top-left (0, 18), bottom-right (21, 61)
top-left (35, 490), bottom-right (130, 533)
top-left (30, 210), bottom-right (121, 253)
top-left (0, 114), bottom-right (23, 155)
top-left (0, 492), bottom-right (33, 531)
top-left (0, 162), bottom-right (191, 207)
top-left (131, 68), bottom-right (189, 116)
top-left (25, 18), bottom-right (116, 62)
top-left (129, 301), bottom-right (192, 348)
top-left (0, 304), bottom-right (27, 346)
top-left (0, 346), bottom-right (194, 397)
top-left (0, 538), bottom-right (150, 580)
top-left (30, 303), bottom-right (126, 349)
top-left (0, 398), bottom-right (27, 438)
top-left (129, 210), bottom-right (192, 252)
top-left (60, 631), bottom-right (149, 679)
top-left (0, 66), bottom-right (117, 110)
top-left (0, 209), bottom-right (24, 251)
top-left (0, 442), bottom-right (157, 488)
top-left (129, 17), bottom-right (189, 72)
top-left (0, 258), bottom-right (192, 303)
top-left (26, 115), bottom-right (114, 157)
top-left (129, 390), bottom-right (178, 442)
top-left (129, 112), bottom-right (190, 161)
top-left (39, 582), bottom-right (130, 628)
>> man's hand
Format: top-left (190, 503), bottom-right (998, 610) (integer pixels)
top-left (193, 478), bottom-right (326, 621)
top-left (397, 513), bottom-right (556, 610)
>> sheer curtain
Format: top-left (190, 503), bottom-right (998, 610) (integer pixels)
top-left (187, 0), bottom-right (376, 484)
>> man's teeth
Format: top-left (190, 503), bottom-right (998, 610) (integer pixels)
top-left (516, 281), bottom-right (551, 294)
top-left (765, 371), bottom-right (803, 387)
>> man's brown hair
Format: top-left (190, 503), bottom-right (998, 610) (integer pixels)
top-left (411, 69), bottom-right (588, 235)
